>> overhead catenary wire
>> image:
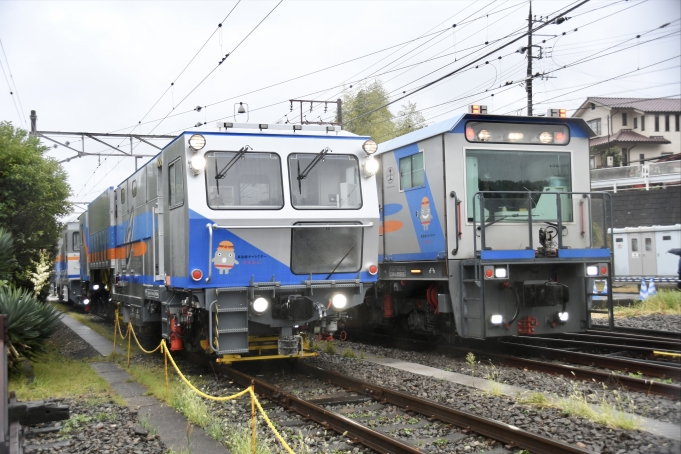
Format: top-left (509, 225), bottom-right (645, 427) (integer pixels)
top-left (0, 39), bottom-right (26, 129)
top-left (146, 0), bottom-right (284, 135)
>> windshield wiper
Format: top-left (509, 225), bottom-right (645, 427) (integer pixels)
top-left (216, 145), bottom-right (252, 180)
top-left (326, 240), bottom-right (357, 280)
top-left (297, 147), bottom-right (331, 194)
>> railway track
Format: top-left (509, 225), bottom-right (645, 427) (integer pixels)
top-left (589, 326), bottom-right (681, 341)
top-left (342, 329), bottom-right (681, 399)
top-left (214, 360), bottom-right (593, 454)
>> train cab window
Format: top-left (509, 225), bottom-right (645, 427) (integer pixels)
top-left (72, 232), bottom-right (81, 252)
top-left (169, 158), bottom-right (184, 208)
top-left (288, 154), bottom-right (361, 209)
top-left (399, 151), bottom-right (424, 190)
top-left (205, 152), bottom-right (283, 209)
top-left (631, 238), bottom-right (638, 252)
top-left (465, 149), bottom-right (572, 223)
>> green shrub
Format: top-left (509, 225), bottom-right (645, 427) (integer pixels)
top-left (0, 286), bottom-right (62, 368)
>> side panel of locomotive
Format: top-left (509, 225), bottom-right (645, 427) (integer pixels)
top-left (373, 113), bottom-right (612, 339)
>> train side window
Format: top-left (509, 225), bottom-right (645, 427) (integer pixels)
top-left (132, 180), bottom-right (137, 198)
top-left (121, 188), bottom-right (126, 204)
top-left (631, 238), bottom-right (638, 252)
top-left (399, 151), bottom-right (424, 190)
top-left (663, 235), bottom-right (671, 240)
top-left (169, 158), bottom-right (184, 208)
top-left (645, 238), bottom-right (652, 252)
top-left (72, 232), bottom-right (80, 252)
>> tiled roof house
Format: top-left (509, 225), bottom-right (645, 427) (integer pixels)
top-left (572, 97), bottom-right (680, 168)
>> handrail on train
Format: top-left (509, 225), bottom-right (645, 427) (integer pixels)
top-left (471, 190), bottom-right (614, 260)
top-left (205, 222), bottom-right (374, 283)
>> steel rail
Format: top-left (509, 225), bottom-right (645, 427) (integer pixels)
top-left (504, 336), bottom-right (679, 356)
top-left (450, 347), bottom-right (681, 399)
top-left (295, 363), bottom-right (591, 454)
top-left (589, 326), bottom-right (681, 341)
top-left (221, 366), bottom-right (423, 454)
top-left (536, 333), bottom-right (681, 351)
top-left (493, 342), bottom-right (681, 381)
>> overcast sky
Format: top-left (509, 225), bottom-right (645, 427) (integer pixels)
top-left (1, 0), bottom-right (679, 217)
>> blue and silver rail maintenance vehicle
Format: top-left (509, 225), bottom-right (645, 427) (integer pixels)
top-left (359, 107), bottom-right (614, 339)
top-left (78, 123), bottom-right (380, 361)
top-left (53, 219), bottom-right (82, 305)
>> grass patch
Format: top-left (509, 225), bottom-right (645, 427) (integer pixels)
top-left (614, 289), bottom-right (681, 317)
top-left (483, 361), bottom-right (504, 396)
top-left (516, 384), bottom-right (640, 430)
top-left (9, 345), bottom-right (123, 405)
top-left (324, 341), bottom-right (336, 354)
top-left (342, 347), bottom-right (356, 358)
top-left (517, 392), bottom-right (551, 408)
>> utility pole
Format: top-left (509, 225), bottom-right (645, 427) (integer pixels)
top-left (526, 0), bottom-right (533, 116)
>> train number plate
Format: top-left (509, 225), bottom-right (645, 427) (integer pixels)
top-left (389, 266), bottom-right (406, 278)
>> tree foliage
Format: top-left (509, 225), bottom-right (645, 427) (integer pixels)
top-left (0, 122), bottom-right (71, 289)
top-left (339, 80), bottom-right (426, 142)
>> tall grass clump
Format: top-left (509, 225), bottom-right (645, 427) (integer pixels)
top-left (616, 289), bottom-right (681, 316)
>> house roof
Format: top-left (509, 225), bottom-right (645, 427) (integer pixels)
top-left (590, 129), bottom-right (672, 147)
top-left (574, 97), bottom-right (681, 116)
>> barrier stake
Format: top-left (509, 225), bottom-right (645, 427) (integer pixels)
top-left (113, 310), bottom-right (118, 355)
top-left (251, 381), bottom-right (256, 454)
top-left (163, 342), bottom-right (169, 397)
top-left (127, 327), bottom-right (131, 367)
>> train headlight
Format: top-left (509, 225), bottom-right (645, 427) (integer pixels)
top-left (539, 131), bottom-right (553, 143)
top-left (477, 129), bottom-right (491, 142)
top-left (362, 139), bottom-right (378, 155)
top-left (558, 312), bottom-right (569, 323)
top-left (494, 267), bottom-right (507, 279)
top-left (189, 155), bottom-right (207, 175)
top-left (331, 293), bottom-right (347, 310)
top-left (92, 284), bottom-right (100, 291)
top-left (586, 265), bottom-right (598, 276)
top-left (83, 298), bottom-right (90, 306)
top-left (363, 157), bottom-right (379, 177)
top-left (188, 134), bottom-right (206, 151)
top-left (490, 314), bottom-right (503, 324)
top-left (252, 297), bottom-right (269, 314)
top-left (508, 132), bottom-right (524, 142)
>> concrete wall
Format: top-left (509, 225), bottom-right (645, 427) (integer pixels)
top-left (611, 186), bottom-right (681, 228)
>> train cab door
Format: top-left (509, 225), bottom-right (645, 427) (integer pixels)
top-left (628, 234), bottom-right (643, 276)
top-left (641, 233), bottom-right (657, 276)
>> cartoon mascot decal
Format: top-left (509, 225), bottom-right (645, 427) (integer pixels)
top-left (420, 196), bottom-right (433, 230)
top-left (212, 240), bottom-right (239, 274)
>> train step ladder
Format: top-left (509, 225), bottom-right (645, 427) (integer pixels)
top-left (585, 273), bottom-right (615, 330)
top-left (209, 289), bottom-right (249, 354)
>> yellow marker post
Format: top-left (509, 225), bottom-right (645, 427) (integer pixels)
top-left (654, 350), bottom-right (681, 358)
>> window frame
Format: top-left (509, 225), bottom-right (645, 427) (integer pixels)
top-left (72, 232), bottom-right (80, 252)
top-left (168, 157), bottom-right (185, 210)
top-left (641, 115), bottom-right (645, 131)
top-left (132, 180), bottom-right (138, 198)
top-left (587, 118), bottom-right (601, 135)
top-left (676, 114), bottom-right (680, 132)
top-left (287, 153), bottom-right (363, 210)
top-left (622, 112), bottom-right (627, 126)
top-left (633, 117), bottom-right (638, 129)
top-left (665, 114), bottom-right (670, 132)
top-left (205, 150), bottom-right (285, 210)
top-left (399, 150), bottom-right (425, 192)
top-left (655, 115), bottom-right (660, 132)
top-left (464, 147), bottom-right (574, 224)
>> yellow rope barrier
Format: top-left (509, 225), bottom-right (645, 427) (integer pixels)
top-left (117, 318), bottom-right (295, 453)
top-left (249, 387), bottom-right (296, 454)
